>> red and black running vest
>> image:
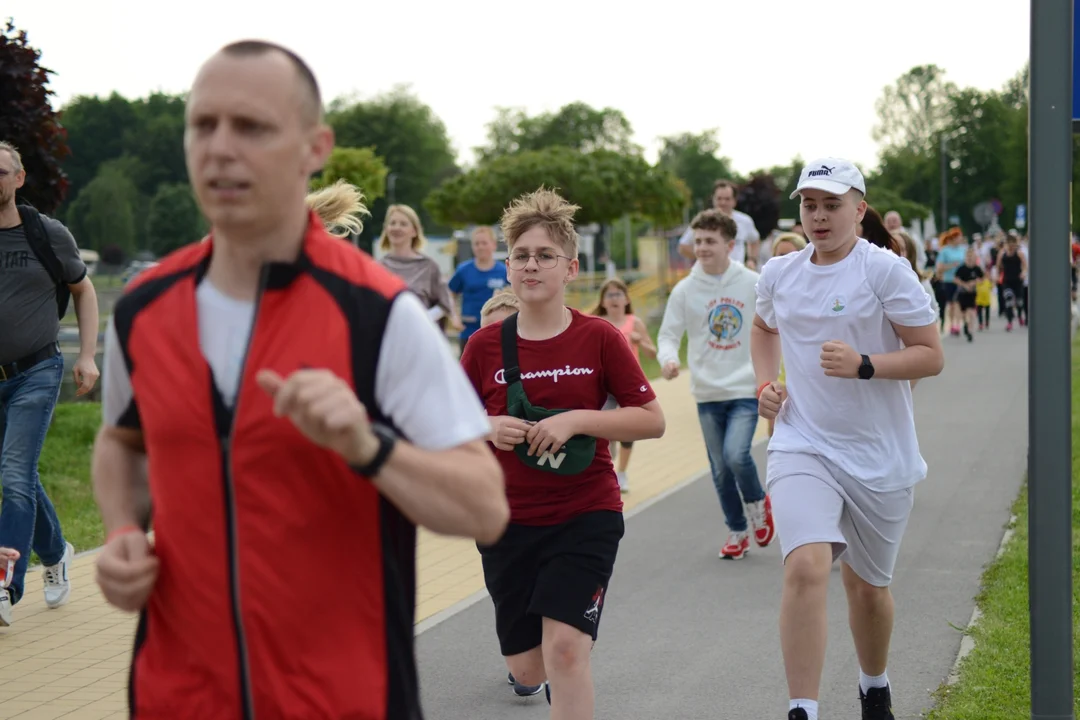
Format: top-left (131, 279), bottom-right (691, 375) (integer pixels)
top-left (111, 212), bottom-right (421, 719)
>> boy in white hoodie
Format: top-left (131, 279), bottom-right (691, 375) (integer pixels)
top-left (658, 209), bottom-right (775, 560)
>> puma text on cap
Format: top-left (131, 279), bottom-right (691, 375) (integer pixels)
top-left (790, 158), bottom-right (866, 199)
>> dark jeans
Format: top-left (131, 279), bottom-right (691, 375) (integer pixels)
top-left (0, 353), bottom-right (67, 604)
top-left (696, 399), bottom-right (765, 533)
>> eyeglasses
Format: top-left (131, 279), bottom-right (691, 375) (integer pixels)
top-left (506, 250), bottom-right (574, 270)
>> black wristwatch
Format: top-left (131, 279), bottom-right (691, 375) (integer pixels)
top-left (351, 423), bottom-right (398, 477)
top-left (857, 354), bottom-right (875, 380)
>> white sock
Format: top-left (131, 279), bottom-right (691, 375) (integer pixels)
top-left (859, 669), bottom-right (889, 693)
top-left (789, 699), bottom-right (818, 719)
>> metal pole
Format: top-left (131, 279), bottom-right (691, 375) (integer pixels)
top-left (940, 135), bottom-right (948, 229)
top-left (1029, 1), bottom-right (1074, 718)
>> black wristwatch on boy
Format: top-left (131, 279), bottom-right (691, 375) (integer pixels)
top-left (351, 423), bottom-right (398, 477)
top-left (857, 354), bottom-right (875, 380)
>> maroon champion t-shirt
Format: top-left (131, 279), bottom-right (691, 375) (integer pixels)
top-left (461, 309), bottom-right (657, 526)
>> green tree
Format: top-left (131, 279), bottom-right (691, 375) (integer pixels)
top-left (873, 65), bottom-right (957, 154)
top-left (58, 90), bottom-right (187, 229)
top-left (0, 19), bottom-right (70, 212)
top-left (476, 102), bottom-right (640, 162)
top-left (146, 183), bottom-right (206, 257)
top-left (942, 88), bottom-right (1018, 232)
top-left (58, 93), bottom-right (139, 204)
top-left (736, 173), bottom-right (782, 239)
top-left (125, 93), bottom-right (188, 191)
top-left (65, 164), bottom-right (138, 257)
top-left (865, 184), bottom-right (931, 227)
top-left (657, 130), bottom-right (737, 213)
top-left (327, 85), bottom-right (458, 244)
top-left (311, 146), bottom-right (389, 203)
top-left (760, 157), bottom-right (804, 222)
top-left (867, 147), bottom-right (937, 223)
top-left (425, 147), bottom-right (688, 228)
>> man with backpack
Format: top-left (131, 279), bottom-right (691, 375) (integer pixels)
top-left (0, 140), bottom-right (101, 626)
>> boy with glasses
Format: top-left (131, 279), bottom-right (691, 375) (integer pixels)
top-left (461, 188), bottom-right (665, 718)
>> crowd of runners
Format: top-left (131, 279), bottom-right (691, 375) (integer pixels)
top-left (0, 38), bottom-right (1053, 720)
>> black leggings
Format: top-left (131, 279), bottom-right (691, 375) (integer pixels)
top-left (977, 306), bottom-right (991, 327)
top-left (1002, 281), bottom-right (1027, 323)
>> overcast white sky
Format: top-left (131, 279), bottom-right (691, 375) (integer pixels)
top-left (10, 0), bottom-right (1030, 174)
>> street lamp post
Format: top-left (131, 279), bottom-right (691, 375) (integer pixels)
top-left (1028, 1), bottom-right (1074, 718)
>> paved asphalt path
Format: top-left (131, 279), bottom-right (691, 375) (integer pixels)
top-left (416, 328), bottom-right (1029, 719)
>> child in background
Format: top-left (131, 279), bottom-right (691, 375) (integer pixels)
top-left (592, 278), bottom-right (658, 493)
top-left (480, 289), bottom-right (520, 329)
top-left (975, 274), bottom-right (993, 331)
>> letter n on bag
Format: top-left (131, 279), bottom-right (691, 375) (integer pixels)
top-left (536, 452), bottom-right (567, 469)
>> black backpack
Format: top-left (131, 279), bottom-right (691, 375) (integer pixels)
top-left (16, 204), bottom-right (71, 319)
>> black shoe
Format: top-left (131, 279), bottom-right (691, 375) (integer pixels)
top-left (859, 684), bottom-right (895, 720)
top-left (788, 708), bottom-right (809, 720)
top-left (544, 682), bottom-right (551, 705)
top-left (506, 672), bottom-right (544, 697)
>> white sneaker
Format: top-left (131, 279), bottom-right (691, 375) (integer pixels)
top-left (0, 588), bottom-right (11, 627)
top-left (42, 542), bottom-right (73, 609)
top-left (616, 471), bottom-right (630, 494)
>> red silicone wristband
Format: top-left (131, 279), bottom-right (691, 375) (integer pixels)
top-left (106, 525), bottom-right (140, 544)
top-left (757, 382), bottom-right (772, 399)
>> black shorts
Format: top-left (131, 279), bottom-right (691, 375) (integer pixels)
top-left (957, 291), bottom-right (976, 311)
top-left (478, 510), bottom-right (624, 656)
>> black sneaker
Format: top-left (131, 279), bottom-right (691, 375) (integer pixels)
top-left (506, 672), bottom-right (544, 697)
top-left (545, 682), bottom-right (551, 705)
top-left (859, 684), bottom-right (895, 720)
top-left (788, 708), bottom-right (809, 720)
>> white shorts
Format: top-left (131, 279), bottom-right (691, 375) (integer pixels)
top-left (766, 451), bottom-right (914, 587)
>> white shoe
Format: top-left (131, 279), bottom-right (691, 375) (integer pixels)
top-left (616, 471), bottom-right (630, 494)
top-left (42, 542), bottom-right (73, 609)
top-left (0, 588), bottom-right (11, 627)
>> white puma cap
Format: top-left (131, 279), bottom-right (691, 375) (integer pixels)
top-left (790, 158), bottom-right (866, 199)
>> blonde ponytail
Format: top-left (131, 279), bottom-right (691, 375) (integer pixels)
top-left (306, 180), bottom-right (369, 238)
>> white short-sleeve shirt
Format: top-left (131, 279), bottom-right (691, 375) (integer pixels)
top-left (755, 239), bottom-right (937, 490)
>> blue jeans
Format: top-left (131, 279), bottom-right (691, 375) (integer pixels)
top-left (0, 353), bottom-right (67, 604)
top-left (697, 399), bottom-right (765, 533)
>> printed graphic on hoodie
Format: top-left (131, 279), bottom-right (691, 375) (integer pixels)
top-left (707, 297), bottom-right (746, 350)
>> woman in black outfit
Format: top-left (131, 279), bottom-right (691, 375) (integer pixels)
top-left (996, 238), bottom-right (1028, 330)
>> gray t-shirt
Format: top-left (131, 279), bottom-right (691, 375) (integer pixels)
top-left (0, 215), bottom-right (87, 363)
top-left (378, 254), bottom-right (453, 314)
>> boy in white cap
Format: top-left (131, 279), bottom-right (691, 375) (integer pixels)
top-left (750, 158), bottom-right (944, 720)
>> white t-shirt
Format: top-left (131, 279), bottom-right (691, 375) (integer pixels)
top-left (102, 283), bottom-right (490, 453)
top-left (678, 209), bottom-right (760, 264)
top-left (755, 239), bottom-right (938, 490)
